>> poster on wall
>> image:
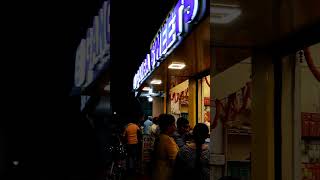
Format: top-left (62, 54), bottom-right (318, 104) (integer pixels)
top-left (169, 80), bottom-right (189, 115)
top-left (211, 81), bottom-right (252, 131)
top-left (141, 134), bottom-right (155, 174)
top-left (171, 98), bottom-right (181, 115)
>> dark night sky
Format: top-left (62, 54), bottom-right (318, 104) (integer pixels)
top-left (111, 0), bottom-right (176, 116)
top-left (2, 0), bottom-right (176, 178)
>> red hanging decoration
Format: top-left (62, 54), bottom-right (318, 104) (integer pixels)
top-left (179, 91), bottom-right (184, 100)
top-left (240, 82), bottom-right (252, 112)
top-left (225, 93), bottom-right (237, 124)
top-left (175, 93), bottom-right (179, 103)
top-left (171, 92), bottom-right (176, 101)
top-left (211, 81), bottom-right (252, 129)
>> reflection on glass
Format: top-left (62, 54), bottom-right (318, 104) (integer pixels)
top-left (299, 43), bottom-right (320, 180)
top-left (210, 4), bottom-right (241, 24)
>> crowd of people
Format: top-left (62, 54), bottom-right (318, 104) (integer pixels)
top-left (121, 113), bottom-right (211, 180)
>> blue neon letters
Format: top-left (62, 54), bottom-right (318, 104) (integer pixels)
top-left (133, 0), bottom-right (206, 90)
top-left (74, 1), bottom-right (110, 87)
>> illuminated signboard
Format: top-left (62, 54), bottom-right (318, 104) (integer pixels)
top-left (74, 0), bottom-right (110, 88)
top-left (133, 0), bottom-right (206, 90)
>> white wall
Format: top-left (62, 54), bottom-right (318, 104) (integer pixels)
top-left (212, 57), bottom-right (251, 99)
top-left (300, 43), bottom-right (320, 113)
top-left (152, 97), bottom-right (164, 117)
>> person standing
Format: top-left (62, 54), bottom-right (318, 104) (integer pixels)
top-left (173, 123), bottom-right (210, 180)
top-left (143, 116), bottom-right (153, 135)
top-left (172, 117), bottom-right (191, 148)
top-left (123, 120), bottom-right (141, 174)
top-left (152, 114), bottom-right (179, 180)
top-left (150, 116), bottom-right (160, 138)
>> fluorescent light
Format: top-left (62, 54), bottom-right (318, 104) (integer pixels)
top-left (168, 62), bottom-right (186, 69)
top-left (150, 79), bottom-right (162, 85)
top-left (210, 5), bottom-right (241, 24)
top-left (142, 87), bottom-right (151, 91)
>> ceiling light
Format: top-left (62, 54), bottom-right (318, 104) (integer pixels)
top-left (168, 62), bottom-right (186, 69)
top-left (210, 5), bottom-right (241, 24)
top-left (150, 79), bottom-right (162, 85)
top-left (142, 87), bottom-right (151, 91)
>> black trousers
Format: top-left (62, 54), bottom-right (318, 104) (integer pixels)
top-left (126, 144), bottom-right (139, 171)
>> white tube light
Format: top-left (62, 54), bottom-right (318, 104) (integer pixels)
top-left (150, 79), bottom-right (162, 85)
top-left (142, 87), bottom-right (151, 91)
top-left (210, 6), bottom-right (241, 24)
top-left (168, 62), bottom-right (186, 69)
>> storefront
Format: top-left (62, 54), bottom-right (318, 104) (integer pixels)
top-left (132, 0), bottom-right (319, 179)
top-left (70, 2), bottom-right (112, 176)
top-left (133, 0), bottom-right (209, 129)
top-left (72, 0), bottom-right (111, 111)
top-left (132, 0), bottom-right (209, 175)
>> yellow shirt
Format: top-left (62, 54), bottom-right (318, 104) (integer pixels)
top-left (152, 134), bottom-right (179, 180)
top-left (124, 123), bottom-right (140, 144)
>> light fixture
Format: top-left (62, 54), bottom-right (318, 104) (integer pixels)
top-left (142, 87), bottom-right (151, 91)
top-left (150, 79), bottom-right (162, 85)
top-left (149, 88), bottom-right (153, 94)
top-left (148, 97), bottom-right (153, 102)
top-left (210, 4), bottom-right (241, 24)
top-left (168, 62), bottom-right (186, 69)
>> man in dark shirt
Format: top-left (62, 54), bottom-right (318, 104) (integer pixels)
top-left (172, 117), bottom-right (191, 148)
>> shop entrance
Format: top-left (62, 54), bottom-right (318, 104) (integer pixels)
top-left (197, 75), bottom-right (211, 130)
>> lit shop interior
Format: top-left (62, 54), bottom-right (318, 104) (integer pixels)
top-left (136, 16), bottom-right (210, 130)
top-left (136, 2), bottom-right (253, 178)
top-left (134, 0), bottom-right (320, 179)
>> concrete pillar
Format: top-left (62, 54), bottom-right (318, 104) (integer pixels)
top-left (251, 53), bottom-right (275, 180)
top-left (188, 79), bottom-right (197, 128)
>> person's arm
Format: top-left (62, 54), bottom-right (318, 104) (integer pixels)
top-left (137, 126), bottom-right (142, 143)
top-left (167, 137), bottom-right (179, 167)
